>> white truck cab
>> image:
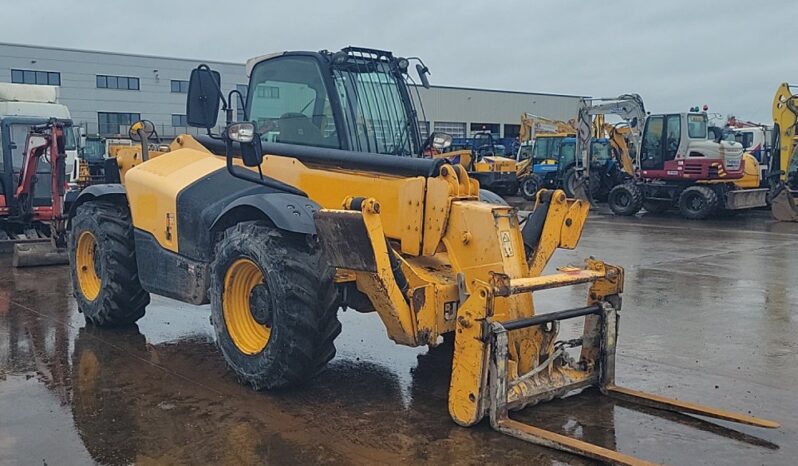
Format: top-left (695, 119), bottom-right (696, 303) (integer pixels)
top-left (0, 83), bottom-right (79, 189)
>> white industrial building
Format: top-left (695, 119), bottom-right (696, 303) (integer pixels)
top-left (0, 42), bottom-right (582, 139)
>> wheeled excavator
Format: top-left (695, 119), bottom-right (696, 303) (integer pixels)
top-left (1, 120), bottom-right (69, 266)
top-left (66, 47), bottom-right (778, 465)
top-left (770, 82), bottom-right (798, 221)
top-left (575, 95), bottom-right (767, 219)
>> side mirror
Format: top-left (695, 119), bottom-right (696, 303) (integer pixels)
top-left (227, 122), bottom-right (263, 167)
top-left (129, 120), bottom-right (155, 142)
top-left (630, 117), bottom-right (638, 128)
top-left (187, 67), bottom-right (222, 128)
top-left (78, 127), bottom-right (87, 149)
top-left (416, 64), bottom-right (430, 89)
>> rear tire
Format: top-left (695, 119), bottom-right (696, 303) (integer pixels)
top-left (68, 200), bottom-right (149, 326)
top-left (678, 186), bottom-right (718, 220)
top-left (607, 182), bottom-right (643, 216)
top-left (520, 174), bottom-right (544, 201)
top-left (209, 221), bottom-right (340, 390)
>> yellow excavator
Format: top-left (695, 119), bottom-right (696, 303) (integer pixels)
top-left (770, 82), bottom-right (798, 221)
top-left (65, 47), bottom-right (778, 465)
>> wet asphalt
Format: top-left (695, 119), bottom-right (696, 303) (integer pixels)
top-left (0, 206), bottom-right (796, 465)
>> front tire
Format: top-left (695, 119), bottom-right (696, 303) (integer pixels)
top-left (520, 174), bottom-right (544, 201)
top-left (209, 221), bottom-right (340, 390)
top-left (678, 186), bottom-right (718, 220)
top-left (607, 182), bottom-right (643, 216)
top-left (562, 167), bottom-right (579, 198)
top-left (68, 200), bottom-right (149, 326)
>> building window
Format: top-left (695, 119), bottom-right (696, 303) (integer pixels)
top-left (504, 124), bottom-right (521, 138)
top-left (434, 121), bottom-right (467, 138)
top-left (97, 75), bottom-right (140, 90)
top-left (98, 112), bottom-right (141, 135)
top-left (236, 84), bottom-right (248, 121)
top-left (171, 79), bottom-right (189, 93)
top-left (171, 114), bottom-right (188, 127)
top-left (11, 69), bottom-right (60, 86)
top-left (256, 86), bottom-right (279, 99)
top-left (470, 123), bottom-right (500, 135)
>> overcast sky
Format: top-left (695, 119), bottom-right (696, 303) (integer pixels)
top-left (2, 0), bottom-right (794, 123)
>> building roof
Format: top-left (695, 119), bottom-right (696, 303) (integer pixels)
top-left (0, 42), bottom-right (586, 99)
top-left (0, 41), bottom-right (243, 67)
top-left (416, 83), bottom-right (585, 99)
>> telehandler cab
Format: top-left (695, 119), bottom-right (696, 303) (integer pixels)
top-left (67, 47), bottom-right (778, 465)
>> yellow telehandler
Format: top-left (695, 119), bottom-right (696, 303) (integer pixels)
top-left (66, 47), bottom-right (778, 465)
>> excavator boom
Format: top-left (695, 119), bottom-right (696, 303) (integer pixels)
top-left (770, 82), bottom-right (798, 221)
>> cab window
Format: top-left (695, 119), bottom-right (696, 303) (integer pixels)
top-left (665, 114), bottom-right (680, 160)
top-left (687, 114), bottom-right (707, 139)
top-left (247, 56), bottom-right (341, 149)
top-left (559, 141), bottom-right (576, 166)
top-left (532, 137), bottom-right (562, 163)
top-left (590, 140), bottom-right (611, 163)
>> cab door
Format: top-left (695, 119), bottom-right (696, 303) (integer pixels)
top-left (640, 114), bottom-right (680, 171)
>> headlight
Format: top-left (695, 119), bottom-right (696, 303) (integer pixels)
top-left (227, 122), bottom-right (256, 143)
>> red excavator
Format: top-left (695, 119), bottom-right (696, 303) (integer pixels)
top-left (0, 120), bottom-right (68, 266)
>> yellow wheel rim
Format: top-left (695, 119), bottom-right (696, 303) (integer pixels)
top-left (76, 231), bottom-right (101, 301)
top-left (223, 258), bottom-right (271, 355)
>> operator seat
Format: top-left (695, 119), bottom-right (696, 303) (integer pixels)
top-left (277, 113), bottom-right (325, 147)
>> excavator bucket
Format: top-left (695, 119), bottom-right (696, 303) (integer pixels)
top-left (771, 182), bottom-right (798, 222)
top-left (12, 241), bottom-right (68, 267)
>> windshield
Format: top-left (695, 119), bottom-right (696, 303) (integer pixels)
top-left (247, 56), bottom-right (341, 150)
top-left (332, 61), bottom-right (416, 156)
top-left (83, 139), bottom-right (106, 160)
top-left (559, 141), bottom-right (576, 166)
top-left (473, 133), bottom-right (495, 158)
top-left (64, 126), bottom-right (76, 150)
top-left (687, 114), bottom-right (707, 139)
top-left (517, 142), bottom-right (534, 160)
top-left (591, 140), bottom-right (611, 163)
top-left (735, 131), bottom-right (754, 148)
top-left (532, 137), bottom-right (562, 163)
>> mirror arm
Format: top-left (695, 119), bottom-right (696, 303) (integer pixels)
top-left (228, 89), bottom-right (248, 122)
top-left (137, 129), bottom-right (149, 162)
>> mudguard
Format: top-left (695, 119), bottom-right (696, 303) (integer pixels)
top-left (66, 183), bottom-right (127, 221)
top-left (210, 192), bottom-right (321, 236)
